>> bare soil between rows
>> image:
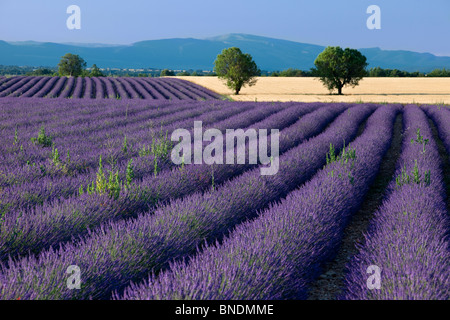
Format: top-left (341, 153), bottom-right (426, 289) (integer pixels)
top-left (307, 113), bottom-right (404, 300)
top-left (427, 118), bottom-right (450, 214)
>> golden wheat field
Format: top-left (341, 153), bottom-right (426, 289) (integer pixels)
top-left (176, 76), bottom-right (450, 104)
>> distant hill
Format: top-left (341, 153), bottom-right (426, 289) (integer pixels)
top-left (1, 34), bottom-right (450, 72)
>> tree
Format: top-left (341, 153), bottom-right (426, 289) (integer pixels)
top-left (57, 53), bottom-right (86, 77)
top-left (314, 46), bottom-right (368, 95)
top-left (389, 69), bottom-right (402, 77)
top-left (368, 67), bottom-right (387, 77)
top-left (214, 47), bottom-right (260, 95)
top-left (160, 69), bottom-right (175, 77)
top-left (90, 64), bottom-right (104, 77)
top-left (428, 68), bottom-right (450, 77)
top-left (279, 68), bottom-right (304, 77)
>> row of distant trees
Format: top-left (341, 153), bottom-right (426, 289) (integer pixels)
top-left (2, 57), bottom-right (450, 80)
top-left (162, 69), bottom-right (214, 77)
top-left (149, 66), bottom-right (450, 78)
top-left (57, 55), bottom-right (200, 78)
top-left (269, 67), bottom-right (450, 78)
top-left (16, 68), bottom-right (212, 78)
top-left (365, 67), bottom-right (450, 77)
top-left (13, 65), bottom-right (450, 78)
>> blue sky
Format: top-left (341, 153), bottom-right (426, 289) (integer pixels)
top-left (1, 0), bottom-right (449, 55)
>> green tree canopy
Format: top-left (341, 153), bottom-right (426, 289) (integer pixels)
top-left (214, 47), bottom-right (260, 95)
top-left (57, 53), bottom-right (87, 77)
top-left (314, 46), bottom-right (368, 95)
top-left (427, 68), bottom-right (450, 77)
top-left (279, 68), bottom-right (304, 77)
top-left (160, 69), bottom-right (175, 77)
top-left (90, 64), bottom-right (104, 77)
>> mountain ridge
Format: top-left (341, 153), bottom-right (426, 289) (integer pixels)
top-left (1, 33), bottom-right (449, 72)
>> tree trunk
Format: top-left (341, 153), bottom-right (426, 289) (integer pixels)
top-left (337, 86), bottom-right (343, 95)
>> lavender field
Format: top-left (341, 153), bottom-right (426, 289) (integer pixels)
top-left (0, 76), bottom-right (221, 100)
top-left (0, 82), bottom-right (448, 300)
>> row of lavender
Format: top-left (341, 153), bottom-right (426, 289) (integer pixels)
top-left (0, 103), bottom-right (373, 299)
top-left (0, 76), bottom-right (221, 100)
